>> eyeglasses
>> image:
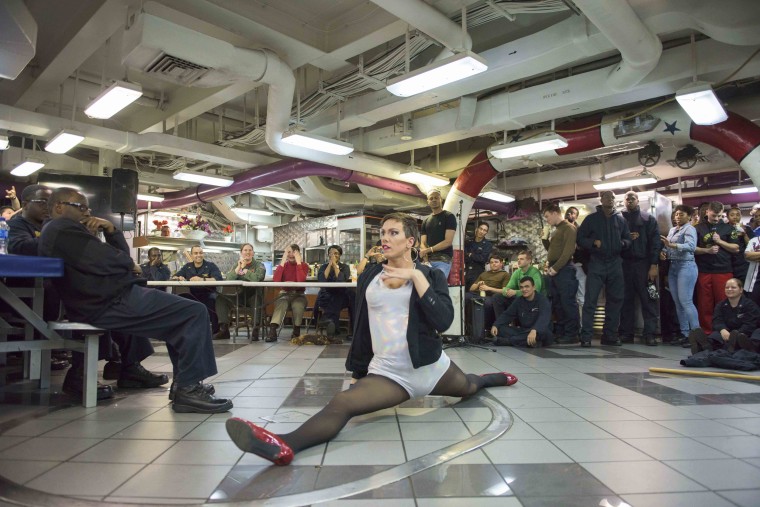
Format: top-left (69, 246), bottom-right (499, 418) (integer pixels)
top-left (28, 199), bottom-right (48, 205)
top-left (57, 201), bottom-right (89, 212)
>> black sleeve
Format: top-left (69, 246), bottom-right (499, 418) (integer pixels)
top-left (8, 224), bottom-right (38, 256)
top-left (445, 212), bottom-right (457, 231)
top-left (647, 217), bottom-right (662, 265)
top-left (104, 230), bottom-right (129, 255)
top-left (208, 262), bottom-right (223, 281)
top-left (40, 220), bottom-right (134, 276)
top-left (739, 299), bottom-right (760, 336)
top-left (317, 263), bottom-right (329, 282)
top-left (494, 298), bottom-right (518, 328)
top-left (417, 268), bottom-right (454, 332)
top-left (471, 240), bottom-right (493, 264)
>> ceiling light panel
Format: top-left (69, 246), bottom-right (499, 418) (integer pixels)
top-left (84, 81), bottom-right (143, 119)
top-left (281, 132), bottom-right (354, 155)
top-left (386, 51), bottom-right (488, 97)
top-left (45, 130), bottom-right (84, 154)
top-left (173, 170), bottom-right (234, 187)
top-left (490, 133), bottom-right (568, 159)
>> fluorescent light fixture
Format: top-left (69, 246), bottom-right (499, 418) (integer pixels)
top-left (84, 81), bottom-right (143, 119)
top-left (397, 167), bottom-right (449, 187)
top-left (281, 131), bottom-right (354, 155)
top-left (137, 193), bottom-right (165, 202)
top-left (479, 190), bottom-right (515, 203)
top-left (0, 134), bottom-right (9, 150)
top-left (386, 51), bottom-right (488, 97)
top-left (593, 170), bottom-right (658, 190)
top-left (151, 211), bottom-right (179, 218)
top-left (173, 169), bottom-right (234, 187)
top-left (44, 129), bottom-right (84, 154)
top-left (233, 207), bottom-right (274, 217)
top-left (252, 188), bottom-right (300, 200)
top-left (730, 185), bottom-right (758, 194)
top-left (11, 158), bottom-right (45, 176)
top-left (675, 81), bottom-right (728, 125)
top-left (253, 225), bottom-right (270, 229)
top-left (490, 132), bottom-right (568, 159)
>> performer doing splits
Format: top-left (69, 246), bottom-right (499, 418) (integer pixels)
top-left (226, 213), bottom-right (518, 465)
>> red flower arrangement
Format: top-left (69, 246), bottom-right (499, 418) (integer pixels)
top-left (221, 224), bottom-right (234, 235)
top-left (152, 219), bottom-right (168, 231)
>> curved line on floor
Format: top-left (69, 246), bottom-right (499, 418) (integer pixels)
top-left (0, 390), bottom-right (513, 507)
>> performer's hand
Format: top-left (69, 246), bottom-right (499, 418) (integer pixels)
top-left (720, 329), bottom-right (731, 342)
top-left (81, 216), bottom-right (115, 234)
top-left (593, 239), bottom-right (602, 248)
top-left (648, 266), bottom-right (658, 282)
top-left (380, 264), bottom-right (417, 281)
top-left (630, 232), bottom-right (640, 240)
top-left (491, 326), bottom-right (498, 337)
top-left (5, 186), bottom-right (16, 200)
top-left (294, 250), bottom-right (303, 264)
top-left (190, 276), bottom-right (204, 281)
top-left (660, 235), bottom-right (672, 248)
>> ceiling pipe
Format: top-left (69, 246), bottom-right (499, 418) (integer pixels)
top-left (573, 0), bottom-right (662, 92)
top-left (368, 0), bottom-right (472, 53)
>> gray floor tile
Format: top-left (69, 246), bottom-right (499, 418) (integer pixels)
top-left (568, 406), bottom-right (644, 421)
top-left (323, 440), bottom-right (405, 465)
top-left (517, 496), bottom-right (626, 507)
top-left (624, 437), bottom-right (731, 460)
top-left (182, 421), bottom-right (233, 440)
top-left (654, 418), bottom-right (749, 437)
top-left (552, 439), bottom-right (652, 462)
top-left (112, 464), bottom-right (232, 498)
top-left (43, 419), bottom-right (134, 439)
top-left (0, 435), bottom-right (28, 451)
top-left (665, 458), bottom-right (760, 489)
top-left (80, 407), bottom-right (161, 422)
top-left (593, 420), bottom-right (683, 439)
top-left (416, 499), bottom-right (521, 507)
top-left (142, 407), bottom-right (213, 422)
top-left (511, 407), bottom-right (583, 422)
top-left (680, 405), bottom-right (760, 419)
top-left (529, 421), bottom-right (615, 440)
top-left (497, 397), bottom-right (561, 408)
top-left (25, 462), bottom-right (144, 496)
top-left (410, 463), bottom-right (513, 497)
top-left (483, 440), bottom-right (572, 464)
top-left (495, 463), bottom-right (613, 497)
top-left (717, 489), bottom-right (760, 507)
top-left (0, 459), bottom-right (59, 484)
top-left (0, 436), bottom-right (102, 461)
top-left (2, 418), bottom-right (67, 437)
top-left (153, 440), bottom-right (244, 465)
top-left (111, 421), bottom-right (200, 440)
top-left (622, 491), bottom-right (737, 507)
top-left (624, 405), bottom-right (706, 420)
top-left (715, 417), bottom-right (760, 435)
top-left (400, 421), bottom-right (471, 440)
top-left (695, 435), bottom-right (760, 458)
top-left (71, 439), bottom-right (175, 464)
top-left (216, 465), bottom-right (320, 499)
top-left (581, 461), bottom-right (705, 494)
top-left (554, 396), bottom-right (616, 408)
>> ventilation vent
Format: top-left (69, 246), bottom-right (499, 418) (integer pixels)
top-left (144, 53), bottom-right (211, 86)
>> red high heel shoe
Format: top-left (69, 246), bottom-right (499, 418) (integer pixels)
top-left (481, 372), bottom-right (519, 387)
top-left (225, 417), bottom-right (294, 466)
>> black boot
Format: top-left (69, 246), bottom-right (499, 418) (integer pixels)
top-left (117, 363), bottom-right (169, 388)
top-left (172, 382), bottom-right (232, 413)
top-left (213, 324), bottom-right (231, 341)
top-left (168, 380), bottom-right (215, 401)
top-left (62, 367), bottom-right (113, 400)
top-left (265, 324), bottom-right (278, 342)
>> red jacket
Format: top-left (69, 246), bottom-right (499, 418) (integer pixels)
top-left (273, 261), bottom-right (309, 293)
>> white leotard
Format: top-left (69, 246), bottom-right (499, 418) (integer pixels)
top-left (365, 271), bottom-right (450, 398)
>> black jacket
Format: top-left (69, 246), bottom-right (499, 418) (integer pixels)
top-left (346, 261), bottom-right (453, 379)
top-left (577, 205), bottom-right (631, 263)
top-left (38, 217), bottom-right (143, 322)
top-left (621, 207), bottom-right (661, 264)
top-left (175, 260), bottom-right (222, 298)
top-left (8, 213), bottom-right (41, 256)
top-left (712, 295), bottom-right (760, 336)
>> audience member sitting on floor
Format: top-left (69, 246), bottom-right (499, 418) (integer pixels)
top-left (465, 253), bottom-right (510, 333)
top-left (688, 278), bottom-right (760, 355)
top-left (225, 212), bottom-right (517, 466)
top-left (269, 243), bottom-right (310, 341)
top-left (491, 276), bottom-right (553, 347)
top-left (316, 244), bottom-right (353, 339)
top-left (214, 243), bottom-right (266, 340)
top-left (173, 245), bottom-right (223, 334)
top-left (39, 187), bottom-right (232, 413)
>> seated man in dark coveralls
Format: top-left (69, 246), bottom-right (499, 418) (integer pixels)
top-left (315, 245), bottom-right (354, 339)
top-left (39, 187), bottom-right (232, 413)
top-left (173, 245), bottom-right (223, 333)
top-left (9, 185), bottom-right (167, 398)
top-left (491, 276), bottom-right (553, 347)
top-left (140, 247), bottom-right (171, 285)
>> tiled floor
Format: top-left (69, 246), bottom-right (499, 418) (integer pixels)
top-left (2, 336), bottom-right (760, 506)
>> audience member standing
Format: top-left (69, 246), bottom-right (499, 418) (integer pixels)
top-left (619, 191), bottom-right (661, 346)
top-left (727, 207), bottom-right (753, 280)
top-left (661, 205), bottom-right (700, 346)
top-left (694, 201), bottom-right (739, 333)
top-left (564, 206), bottom-right (587, 314)
top-left (543, 204), bottom-right (580, 344)
top-left (743, 231), bottom-right (760, 307)
top-left (464, 222), bottom-right (493, 288)
top-left (576, 191), bottom-right (631, 347)
top-left (420, 189), bottom-right (457, 279)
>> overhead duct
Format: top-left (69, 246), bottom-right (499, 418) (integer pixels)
top-left (0, 0), bottom-right (37, 80)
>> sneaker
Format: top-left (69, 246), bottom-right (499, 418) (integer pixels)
top-left (117, 363), bottom-right (169, 389)
top-left (172, 382), bottom-right (232, 413)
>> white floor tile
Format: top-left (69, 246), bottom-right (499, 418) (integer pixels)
top-left (334, 421), bottom-right (401, 441)
top-left (581, 461), bottom-right (705, 494)
top-left (25, 462), bottom-right (144, 496)
top-left (71, 439), bottom-right (176, 464)
top-left (530, 421), bottom-right (615, 440)
top-left (404, 440), bottom-right (490, 464)
top-left (112, 464), bottom-right (232, 498)
top-left (0, 459), bottom-right (59, 484)
top-left (483, 439), bottom-right (572, 464)
top-left (553, 439), bottom-right (652, 462)
top-left (153, 440), bottom-right (244, 465)
top-left (594, 421), bottom-right (683, 439)
top-left (400, 421), bottom-right (471, 440)
top-left (654, 418), bottom-right (749, 437)
top-left (622, 491), bottom-right (736, 507)
top-left (112, 421), bottom-right (200, 440)
top-left (695, 435), bottom-right (760, 458)
top-left (624, 437), bottom-right (731, 460)
top-left (323, 440), bottom-right (405, 465)
top-left (0, 437), bottom-right (101, 461)
top-left (665, 458), bottom-right (760, 490)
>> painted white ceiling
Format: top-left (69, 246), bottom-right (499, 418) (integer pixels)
top-left (2, 0), bottom-right (760, 222)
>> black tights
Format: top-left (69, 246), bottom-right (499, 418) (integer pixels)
top-left (280, 362), bottom-right (500, 454)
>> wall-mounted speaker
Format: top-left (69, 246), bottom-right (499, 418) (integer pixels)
top-left (110, 168), bottom-right (138, 214)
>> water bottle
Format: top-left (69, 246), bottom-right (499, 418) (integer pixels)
top-left (0, 217), bottom-right (8, 255)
